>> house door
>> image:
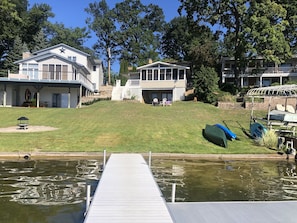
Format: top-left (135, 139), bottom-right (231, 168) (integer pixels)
top-left (52, 94), bottom-right (61, 107)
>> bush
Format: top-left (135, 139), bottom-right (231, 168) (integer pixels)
top-left (255, 129), bottom-right (278, 149)
top-left (218, 92), bottom-right (236, 102)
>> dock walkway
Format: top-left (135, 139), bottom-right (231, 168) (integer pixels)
top-left (83, 153), bottom-right (174, 223)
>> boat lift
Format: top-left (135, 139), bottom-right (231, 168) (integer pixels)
top-left (247, 85), bottom-right (297, 152)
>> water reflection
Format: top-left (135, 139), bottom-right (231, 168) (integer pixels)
top-left (0, 160), bottom-right (100, 205)
top-left (151, 159), bottom-right (297, 202)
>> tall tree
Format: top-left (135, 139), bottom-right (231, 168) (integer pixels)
top-left (275, 0), bottom-right (297, 54)
top-left (161, 16), bottom-right (193, 61)
top-left (32, 29), bottom-right (49, 52)
top-left (0, 0), bottom-right (24, 63)
top-left (2, 36), bottom-right (27, 75)
top-left (86, 0), bottom-right (165, 70)
top-left (245, 1), bottom-right (291, 63)
top-left (162, 16), bottom-right (219, 78)
top-left (179, 0), bottom-right (249, 86)
top-left (86, 0), bottom-right (117, 63)
top-left (114, 0), bottom-right (165, 66)
top-left (22, 3), bottom-right (53, 51)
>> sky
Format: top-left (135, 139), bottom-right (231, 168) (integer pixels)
top-left (28, 0), bottom-right (182, 72)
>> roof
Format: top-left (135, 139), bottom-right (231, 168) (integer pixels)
top-left (246, 85), bottom-right (297, 97)
top-left (137, 61), bottom-right (190, 70)
top-left (14, 52), bottom-right (90, 75)
top-left (32, 43), bottom-right (90, 57)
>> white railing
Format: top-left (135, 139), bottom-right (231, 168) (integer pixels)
top-left (8, 71), bottom-right (94, 91)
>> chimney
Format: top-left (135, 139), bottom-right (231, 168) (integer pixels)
top-left (148, 58), bottom-right (153, 64)
top-left (22, 52), bottom-right (31, 59)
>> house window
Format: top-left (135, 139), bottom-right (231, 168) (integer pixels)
top-left (166, 69), bottom-right (171, 80)
top-left (179, 70), bottom-right (184, 80)
top-left (142, 70), bottom-right (146, 80)
top-left (42, 64), bottom-right (48, 79)
top-left (148, 70), bottom-right (152, 80)
top-left (62, 65), bottom-right (68, 80)
top-left (56, 65), bottom-right (61, 80)
top-left (22, 63), bottom-right (38, 79)
top-left (93, 66), bottom-right (96, 71)
top-left (49, 64), bottom-right (55, 79)
top-left (43, 64), bottom-right (66, 80)
top-left (160, 69), bottom-right (165, 80)
top-left (153, 70), bottom-right (158, 80)
top-left (173, 69), bottom-right (178, 80)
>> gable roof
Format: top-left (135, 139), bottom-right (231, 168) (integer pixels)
top-left (137, 61), bottom-right (190, 70)
top-left (14, 52), bottom-right (90, 74)
top-left (32, 43), bottom-right (90, 57)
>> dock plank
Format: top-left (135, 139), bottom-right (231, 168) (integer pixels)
top-left (83, 154), bottom-right (173, 223)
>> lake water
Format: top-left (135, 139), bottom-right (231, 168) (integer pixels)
top-left (151, 158), bottom-right (297, 202)
top-left (0, 158), bottom-right (296, 223)
top-left (0, 159), bottom-right (100, 223)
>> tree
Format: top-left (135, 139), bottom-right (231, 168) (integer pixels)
top-left (45, 22), bottom-right (89, 51)
top-left (245, 1), bottom-right (291, 63)
top-left (275, 0), bottom-right (297, 53)
top-left (161, 16), bottom-right (193, 61)
top-left (0, 0), bottom-right (24, 63)
top-left (193, 65), bottom-right (219, 103)
top-left (22, 3), bottom-right (53, 51)
top-left (32, 29), bottom-right (49, 52)
top-left (86, 0), bottom-right (165, 71)
top-left (86, 0), bottom-right (117, 62)
top-left (2, 36), bottom-right (27, 75)
top-left (114, 0), bottom-right (165, 66)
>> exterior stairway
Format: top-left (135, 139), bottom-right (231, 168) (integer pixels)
top-left (81, 85), bottom-right (113, 104)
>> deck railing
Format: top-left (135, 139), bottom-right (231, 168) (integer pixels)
top-left (8, 71), bottom-right (94, 91)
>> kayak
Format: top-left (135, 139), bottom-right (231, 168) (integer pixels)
top-left (203, 124), bottom-right (227, 148)
top-left (215, 123), bottom-right (237, 140)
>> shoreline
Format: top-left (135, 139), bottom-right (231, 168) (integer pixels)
top-left (0, 151), bottom-right (288, 161)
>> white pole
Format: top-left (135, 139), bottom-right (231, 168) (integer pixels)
top-left (103, 149), bottom-right (106, 169)
top-left (172, 183), bottom-right (176, 203)
top-left (148, 151), bottom-right (152, 168)
top-left (86, 184), bottom-right (91, 214)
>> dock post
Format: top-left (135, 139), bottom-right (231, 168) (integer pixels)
top-left (171, 183), bottom-right (176, 203)
top-left (148, 151), bottom-right (152, 168)
top-left (103, 149), bottom-right (106, 169)
top-left (85, 184), bottom-right (91, 215)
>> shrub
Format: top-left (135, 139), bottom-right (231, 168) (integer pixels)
top-left (255, 129), bottom-right (278, 149)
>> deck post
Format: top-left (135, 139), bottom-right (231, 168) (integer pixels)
top-left (148, 151), bottom-right (152, 168)
top-left (103, 149), bottom-right (106, 169)
top-left (171, 183), bottom-right (176, 203)
top-left (85, 184), bottom-right (91, 215)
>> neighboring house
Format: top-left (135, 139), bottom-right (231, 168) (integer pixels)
top-left (112, 61), bottom-right (190, 104)
top-left (0, 43), bottom-right (104, 108)
top-left (221, 56), bottom-right (297, 87)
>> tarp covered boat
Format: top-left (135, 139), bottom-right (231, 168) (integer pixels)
top-left (203, 124), bottom-right (227, 148)
top-left (215, 123), bottom-right (237, 140)
top-left (250, 122), bottom-right (267, 138)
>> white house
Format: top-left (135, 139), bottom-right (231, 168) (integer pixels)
top-left (112, 61), bottom-right (190, 103)
top-left (0, 43), bottom-right (104, 108)
top-left (221, 56), bottom-right (297, 87)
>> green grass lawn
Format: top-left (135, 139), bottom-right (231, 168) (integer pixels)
top-left (0, 100), bottom-right (273, 154)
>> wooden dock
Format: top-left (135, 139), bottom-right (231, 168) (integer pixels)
top-left (83, 153), bottom-right (174, 223)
